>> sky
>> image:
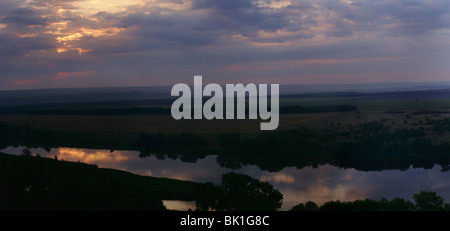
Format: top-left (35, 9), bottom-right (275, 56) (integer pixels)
top-left (0, 0), bottom-right (449, 90)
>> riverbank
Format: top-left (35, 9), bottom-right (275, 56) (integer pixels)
top-left (0, 152), bottom-right (198, 211)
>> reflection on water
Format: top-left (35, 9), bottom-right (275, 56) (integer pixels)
top-left (162, 200), bottom-right (196, 211)
top-left (3, 146), bottom-right (450, 211)
top-left (58, 148), bottom-right (130, 165)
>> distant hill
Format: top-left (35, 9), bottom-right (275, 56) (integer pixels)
top-left (281, 88), bottom-right (450, 99)
top-left (0, 86), bottom-right (173, 106)
top-left (1, 82), bottom-right (450, 106)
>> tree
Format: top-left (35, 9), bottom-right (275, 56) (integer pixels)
top-left (319, 200), bottom-right (346, 211)
top-left (413, 191), bottom-right (445, 211)
top-left (21, 148), bottom-right (31, 156)
top-left (387, 198), bottom-right (415, 211)
top-left (195, 182), bottom-right (222, 211)
top-left (216, 172), bottom-right (283, 211)
top-left (290, 201), bottom-right (318, 211)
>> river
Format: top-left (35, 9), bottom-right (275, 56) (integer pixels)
top-left (2, 146), bottom-right (450, 211)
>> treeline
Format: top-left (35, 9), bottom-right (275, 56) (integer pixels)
top-left (281, 88), bottom-right (450, 99)
top-left (0, 107), bottom-right (172, 115)
top-left (0, 121), bottom-right (126, 151)
top-left (215, 121), bottom-right (450, 172)
top-left (3, 117), bottom-right (450, 172)
top-left (137, 132), bottom-right (210, 162)
top-left (216, 128), bottom-right (328, 171)
top-left (0, 105), bottom-right (358, 115)
top-left (337, 120), bottom-right (450, 170)
top-left (279, 104), bottom-right (357, 114)
top-left (291, 191), bottom-right (449, 211)
top-left (0, 99), bottom-right (175, 109)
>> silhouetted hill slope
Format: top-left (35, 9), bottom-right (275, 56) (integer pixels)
top-left (0, 152), bottom-right (198, 211)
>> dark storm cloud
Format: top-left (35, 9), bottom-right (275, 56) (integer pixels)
top-left (111, 0), bottom-right (317, 55)
top-left (28, 0), bottom-right (80, 10)
top-left (2, 7), bottom-right (48, 26)
top-left (102, 13), bottom-right (215, 55)
top-left (0, 34), bottom-right (53, 57)
top-left (0, 0), bottom-right (25, 15)
top-left (192, 0), bottom-right (254, 10)
top-left (191, 0), bottom-right (312, 35)
top-left (0, 5), bottom-right (55, 61)
top-left (114, 0), bottom-right (449, 52)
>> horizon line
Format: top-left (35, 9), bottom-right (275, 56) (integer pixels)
top-left (2, 80), bottom-right (450, 92)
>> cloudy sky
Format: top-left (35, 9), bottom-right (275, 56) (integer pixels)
top-left (0, 0), bottom-right (449, 90)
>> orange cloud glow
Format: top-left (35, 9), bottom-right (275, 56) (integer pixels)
top-left (56, 48), bottom-right (67, 53)
top-left (14, 32), bottom-right (39, 38)
top-left (57, 148), bottom-right (130, 165)
top-left (261, 173), bottom-right (296, 184)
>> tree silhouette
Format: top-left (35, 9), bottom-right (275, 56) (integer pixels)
top-left (196, 172), bottom-right (283, 211)
top-left (21, 148), bottom-right (31, 156)
top-left (387, 198), bottom-right (415, 211)
top-left (304, 197), bottom-right (416, 211)
top-left (290, 201), bottom-right (318, 211)
top-left (413, 191), bottom-right (445, 211)
top-left (195, 182), bottom-right (222, 211)
top-left (217, 172), bottom-right (283, 211)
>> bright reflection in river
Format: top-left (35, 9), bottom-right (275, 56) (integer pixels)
top-left (3, 146), bottom-right (450, 211)
top-left (58, 148), bottom-right (130, 164)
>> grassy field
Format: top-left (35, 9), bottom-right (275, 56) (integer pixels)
top-left (1, 94), bottom-right (450, 135)
top-left (1, 110), bottom-right (450, 135)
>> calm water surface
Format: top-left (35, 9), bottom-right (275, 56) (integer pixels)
top-left (3, 146), bottom-right (450, 211)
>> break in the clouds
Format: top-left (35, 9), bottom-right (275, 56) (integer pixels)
top-left (0, 0), bottom-right (449, 89)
